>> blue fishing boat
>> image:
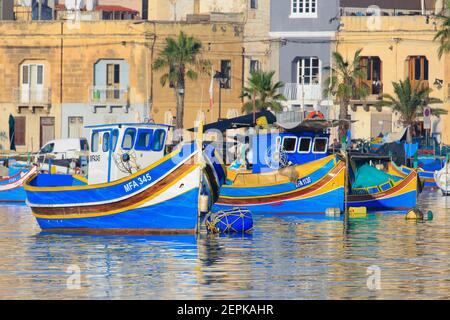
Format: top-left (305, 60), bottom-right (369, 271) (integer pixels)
top-left (0, 162), bottom-right (37, 203)
top-left (212, 120), bottom-right (346, 214)
top-left (24, 123), bottom-right (223, 234)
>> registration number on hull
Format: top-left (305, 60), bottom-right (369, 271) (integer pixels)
top-left (296, 176), bottom-right (312, 188)
top-left (123, 173), bottom-right (152, 193)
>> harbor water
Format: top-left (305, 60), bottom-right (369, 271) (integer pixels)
top-left (0, 191), bottom-right (449, 299)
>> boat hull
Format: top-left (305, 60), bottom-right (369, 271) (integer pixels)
top-left (25, 144), bottom-right (206, 234)
top-left (213, 156), bottom-right (346, 214)
top-left (434, 163), bottom-right (450, 196)
top-left (348, 170), bottom-right (418, 212)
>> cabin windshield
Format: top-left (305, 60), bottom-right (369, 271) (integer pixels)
top-left (122, 128), bottom-right (136, 150)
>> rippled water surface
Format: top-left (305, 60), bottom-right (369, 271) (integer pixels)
top-left (0, 191), bottom-right (449, 299)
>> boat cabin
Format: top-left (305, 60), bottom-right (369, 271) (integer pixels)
top-left (86, 123), bottom-right (171, 184)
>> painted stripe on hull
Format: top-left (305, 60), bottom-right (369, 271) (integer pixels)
top-left (34, 187), bottom-right (200, 231)
top-left (217, 161), bottom-right (345, 206)
top-left (30, 162), bottom-right (197, 218)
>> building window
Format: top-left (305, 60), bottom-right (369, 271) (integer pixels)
top-left (250, 0), bottom-right (258, 9)
top-left (291, 0), bottom-right (317, 17)
top-left (14, 116), bottom-right (26, 146)
top-left (68, 117), bottom-right (84, 138)
top-left (107, 63), bottom-right (120, 99)
top-left (360, 56), bottom-right (382, 95)
top-left (297, 57), bottom-right (320, 85)
top-left (220, 60), bottom-right (232, 89)
top-left (250, 60), bottom-right (260, 74)
top-left (20, 63), bottom-right (45, 104)
top-left (408, 56), bottom-right (429, 82)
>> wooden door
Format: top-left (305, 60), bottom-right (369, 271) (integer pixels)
top-left (40, 117), bottom-right (55, 148)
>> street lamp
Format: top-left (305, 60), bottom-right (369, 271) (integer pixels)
top-left (214, 71), bottom-right (228, 122)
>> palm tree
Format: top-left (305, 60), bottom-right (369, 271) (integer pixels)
top-left (153, 31), bottom-right (210, 130)
top-left (434, 0), bottom-right (450, 59)
top-left (241, 70), bottom-right (286, 114)
top-left (376, 78), bottom-right (445, 143)
top-left (323, 49), bottom-right (369, 142)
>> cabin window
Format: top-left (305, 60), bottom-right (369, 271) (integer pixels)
top-left (80, 139), bottom-right (89, 151)
top-left (91, 132), bottom-right (99, 152)
top-left (298, 137), bottom-right (312, 153)
top-left (122, 128), bottom-right (137, 150)
top-left (152, 129), bottom-right (166, 152)
top-left (136, 129), bottom-right (153, 151)
top-left (313, 137), bottom-right (328, 153)
top-left (102, 132), bottom-right (110, 152)
top-left (111, 129), bottom-right (119, 151)
top-left (282, 137), bottom-right (297, 153)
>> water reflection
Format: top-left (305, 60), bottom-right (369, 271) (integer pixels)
top-left (0, 191), bottom-right (449, 299)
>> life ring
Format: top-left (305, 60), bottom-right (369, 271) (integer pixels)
top-left (307, 111), bottom-right (325, 119)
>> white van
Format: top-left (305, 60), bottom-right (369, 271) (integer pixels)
top-left (38, 138), bottom-right (89, 160)
top-left (37, 138), bottom-right (89, 175)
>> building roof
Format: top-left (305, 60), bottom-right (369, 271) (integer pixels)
top-left (94, 5), bottom-right (138, 13)
top-left (54, 5), bottom-right (138, 13)
top-left (340, 0), bottom-right (434, 10)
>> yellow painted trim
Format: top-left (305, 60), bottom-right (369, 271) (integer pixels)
top-left (24, 147), bottom-right (188, 192)
top-left (32, 165), bottom-right (199, 219)
top-left (73, 175), bottom-right (88, 184)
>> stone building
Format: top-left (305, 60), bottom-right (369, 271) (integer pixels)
top-left (337, 2), bottom-right (448, 143)
top-left (0, 20), bottom-right (244, 152)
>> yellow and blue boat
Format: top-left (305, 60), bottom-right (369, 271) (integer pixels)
top-left (24, 123), bottom-right (223, 234)
top-left (0, 162), bottom-right (36, 203)
top-left (348, 157), bottom-right (418, 212)
top-left (212, 122), bottom-right (346, 214)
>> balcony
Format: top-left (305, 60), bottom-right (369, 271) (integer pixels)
top-left (89, 86), bottom-right (129, 113)
top-left (13, 87), bottom-right (52, 113)
top-left (282, 83), bottom-right (322, 102)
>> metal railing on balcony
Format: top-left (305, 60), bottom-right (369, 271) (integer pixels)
top-left (13, 87), bottom-right (52, 105)
top-left (282, 83), bottom-right (322, 102)
top-left (276, 110), bottom-right (305, 125)
top-left (89, 86), bottom-right (129, 106)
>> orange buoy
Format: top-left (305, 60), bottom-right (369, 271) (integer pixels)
top-left (307, 111), bottom-right (325, 119)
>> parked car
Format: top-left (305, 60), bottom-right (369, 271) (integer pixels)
top-left (37, 138), bottom-right (89, 175)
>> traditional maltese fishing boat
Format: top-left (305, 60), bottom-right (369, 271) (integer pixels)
top-left (212, 120), bottom-right (346, 214)
top-left (434, 159), bottom-right (450, 196)
top-left (0, 162), bottom-right (37, 203)
top-left (348, 155), bottom-right (418, 212)
top-left (24, 123), bottom-right (223, 234)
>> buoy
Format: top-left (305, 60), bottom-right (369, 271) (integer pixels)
top-left (405, 208), bottom-right (432, 221)
top-left (206, 208), bottom-right (253, 234)
top-left (405, 210), bottom-right (418, 220)
top-left (325, 207), bottom-right (341, 217)
top-left (349, 207), bottom-right (367, 218)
